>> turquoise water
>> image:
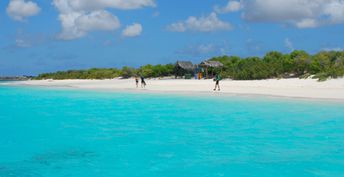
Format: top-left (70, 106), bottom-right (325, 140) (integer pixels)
top-left (0, 85), bottom-right (344, 177)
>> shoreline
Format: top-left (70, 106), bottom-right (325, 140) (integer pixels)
top-left (2, 78), bottom-right (344, 102)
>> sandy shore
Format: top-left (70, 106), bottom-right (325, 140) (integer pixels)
top-left (3, 78), bottom-right (344, 100)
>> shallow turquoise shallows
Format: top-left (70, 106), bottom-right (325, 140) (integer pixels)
top-left (1, 85), bottom-right (344, 177)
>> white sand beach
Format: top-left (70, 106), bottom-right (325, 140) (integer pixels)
top-left (5, 78), bottom-right (344, 100)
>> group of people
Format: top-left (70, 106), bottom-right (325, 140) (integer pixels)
top-left (135, 76), bottom-right (146, 88)
top-left (134, 74), bottom-right (222, 91)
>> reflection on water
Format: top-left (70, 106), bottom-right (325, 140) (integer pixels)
top-left (0, 149), bottom-right (96, 177)
top-left (0, 165), bottom-right (42, 177)
top-left (31, 150), bottom-right (96, 166)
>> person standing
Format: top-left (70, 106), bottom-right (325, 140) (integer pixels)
top-left (213, 74), bottom-right (221, 91)
top-left (140, 76), bottom-right (146, 88)
top-left (135, 76), bottom-right (139, 88)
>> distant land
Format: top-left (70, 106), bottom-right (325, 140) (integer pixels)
top-left (33, 50), bottom-right (344, 81)
top-left (0, 76), bottom-right (33, 81)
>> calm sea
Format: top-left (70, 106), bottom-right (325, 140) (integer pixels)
top-left (0, 80), bottom-right (16, 83)
top-left (0, 85), bottom-right (343, 177)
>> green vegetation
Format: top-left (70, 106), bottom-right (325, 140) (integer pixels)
top-left (34, 50), bottom-right (344, 81)
top-left (210, 50), bottom-right (344, 81)
top-left (34, 64), bottom-right (175, 80)
top-left (35, 68), bottom-right (121, 80)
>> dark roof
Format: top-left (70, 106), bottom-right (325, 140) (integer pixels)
top-left (176, 61), bottom-right (195, 70)
top-left (200, 60), bottom-right (224, 68)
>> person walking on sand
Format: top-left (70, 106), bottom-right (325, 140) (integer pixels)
top-left (135, 76), bottom-right (139, 88)
top-left (213, 74), bottom-right (221, 91)
top-left (140, 76), bottom-right (146, 88)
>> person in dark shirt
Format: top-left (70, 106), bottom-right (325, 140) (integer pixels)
top-left (213, 74), bottom-right (221, 91)
top-left (135, 76), bottom-right (139, 88)
top-left (140, 76), bottom-right (146, 88)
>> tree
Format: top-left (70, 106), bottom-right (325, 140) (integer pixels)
top-left (290, 50), bottom-right (310, 76)
top-left (263, 51), bottom-right (285, 77)
top-left (233, 57), bottom-right (270, 80)
top-left (121, 66), bottom-right (137, 78)
top-left (139, 64), bottom-right (154, 78)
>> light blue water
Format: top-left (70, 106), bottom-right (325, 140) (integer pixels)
top-left (0, 85), bottom-right (344, 177)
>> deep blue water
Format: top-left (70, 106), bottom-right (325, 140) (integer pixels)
top-left (0, 85), bottom-right (344, 177)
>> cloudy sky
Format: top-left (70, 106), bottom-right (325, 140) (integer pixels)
top-left (1, 0), bottom-right (344, 76)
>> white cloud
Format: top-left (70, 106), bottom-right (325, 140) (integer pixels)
top-left (152, 11), bottom-right (160, 17)
top-left (167, 13), bottom-right (232, 32)
top-left (217, 0), bottom-right (344, 28)
top-left (15, 39), bottom-right (30, 48)
top-left (323, 1), bottom-right (344, 24)
top-left (167, 22), bottom-right (186, 32)
top-left (122, 23), bottom-right (143, 37)
top-left (76, 11), bottom-right (120, 32)
top-left (194, 44), bottom-right (217, 54)
top-left (322, 47), bottom-right (343, 51)
top-left (54, 0), bottom-right (156, 12)
top-left (57, 10), bottom-right (120, 40)
top-left (176, 42), bottom-right (231, 57)
top-left (6, 0), bottom-right (40, 21)
top-left (285, 38), bottom-right (294, 51)
top-left (6, 31), bottom-right (49, 49)
top-left (52, 0), bottom-right (155, 40)
top-left (295, 18), bottom-right (319, 28)
top-left (214, 1), bottom-right (241, 14)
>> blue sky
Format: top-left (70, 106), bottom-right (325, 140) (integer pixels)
top-left (1, 0), bottom-right (344, 76)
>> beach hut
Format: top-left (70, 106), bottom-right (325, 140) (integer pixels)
top-left (199, 60), bottom-right (224, 79)
top-left (174, 61), bottom-right (195, 79)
